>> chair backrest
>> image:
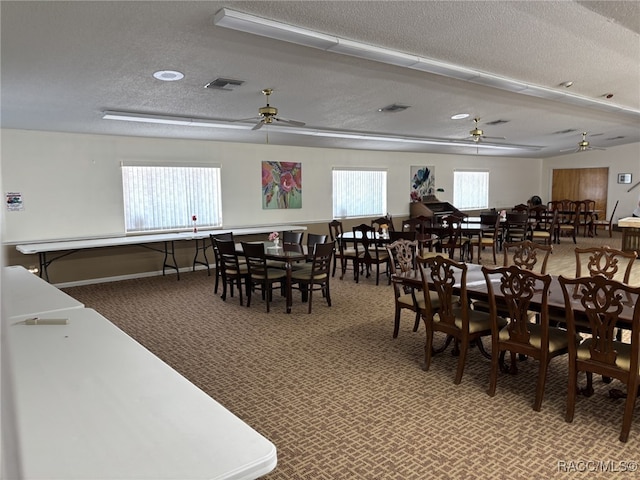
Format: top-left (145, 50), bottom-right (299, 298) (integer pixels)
top-left (418, 255), bottom-right (467, 329)
top-left (479, 212), bottom-right (500, 227)
top-left (505, 212), bottom-right (530, 241)
top-left (309, 241), bottom-right (334, 277)
top-left (371, 216), bottom-right (394, 233)
top-left (307, 233), bottom-right (328, 251)
top-left (482, 264), bottom-right (552, 344)
top-left (387, 239), bottom-right (419, 275)
top-left (352, 223), bottom-right (379, 260)
top-left (502, 240), bottom-right (552, 274)
top-left (241, 242), bottom-right (268, 278)
top-left (210, 232), bottom-right (234, 257)
top-left (574, 246), bottom-right (637, 283)
top-left (215, 238), bottom-right (242, 274)
top-left (282, 231), bottom-right (303, 245)
top-left (558, 275), bottom-right (640, 377)
top-left (512, 203), bottom-right (529, 213)
top-left (328, 220), bottom-right (342, 241)
top-left (528, 205), bottom-right (547, 223)
top-left (439, 215), bottom-right (464, 255)
top-left (402, 217), bottom-right (430, 233)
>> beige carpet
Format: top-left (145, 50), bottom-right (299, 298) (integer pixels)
top-left (62, 231), bottom-right (639, 479)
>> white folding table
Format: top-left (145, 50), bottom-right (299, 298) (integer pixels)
top-left (6, 307), bottom-right (277, 479)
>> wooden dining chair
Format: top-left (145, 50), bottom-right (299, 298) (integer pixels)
top-left (386, 239), bottom-right (422, 338)
top-left (290, 241), bottom-right (333, 313)
top-left (580, 199), bottom-right (596, 237)
top-left (214, 238), bottom-right (249, 305)
top-left (303, 233), bottom-right (328, 263)
top-left (438, 214), bottom-right (469, 262)
top-left (352, 223), bottom-right (390, 285)
top-left (558, 275), bottom-right (640, 442)
top-left (328, 219), bottom-right (357, 279)
top-left (530, 209), bottom-right (557, 246)
top-left (593, 200), bottom-right (618, 238)
top-left (371, 215), bottom-right (395, 234)
top-left (241, 242), bottom-right (287, 313)
top-left (417, 255), bottom-right (499, 384)
top-left (556, 201), bottom-right (580, 243)
top-left (210, 232), bottom-right (235, 294)
top-left (482, 265), bottom-right (576, 411)
top-left (470, 212), bottom-right (501, 264)
top-left (504, 212), bottom-right (531, 243)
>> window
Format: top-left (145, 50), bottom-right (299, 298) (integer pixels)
top-left (122, 164), bottom-right (222, 233)
top-left (332, 168), bottom-right (387, 218)
top-left (453, 170), bottom-right (489, 210)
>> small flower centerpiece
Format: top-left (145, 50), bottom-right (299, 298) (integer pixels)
top-left (192, 215), bottom-right (197, 233)
top-left (380, 223), bottom-right (389, 238)
top-left (269, 231), bottom-right (280, 248)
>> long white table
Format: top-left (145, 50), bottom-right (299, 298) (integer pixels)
top-left (16, 225), bottom-right (307, 281)
top-left (2, 267), bottom-right (277, 479)
top-left (3, 265), bottom-right (84, 319)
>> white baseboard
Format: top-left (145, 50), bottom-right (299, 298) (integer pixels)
top-left (54, 264), bottom-right (214, 288)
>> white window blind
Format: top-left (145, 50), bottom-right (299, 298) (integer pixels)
top-left (332, 168), bottom-right (387, 218)
top-left (122, 164), bottom-right (222, 233)
top-left (453, 170), bottom-right (489, 210)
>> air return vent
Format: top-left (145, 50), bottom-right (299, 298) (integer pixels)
top-left (204, 78), bottom-right (245, 90)
top-left (378, 103), bottom-right (411, 113)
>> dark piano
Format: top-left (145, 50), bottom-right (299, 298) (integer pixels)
top-left (409, 195), bottom-right (463, 222)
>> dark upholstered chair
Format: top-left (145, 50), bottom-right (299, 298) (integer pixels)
top-left (290, 241), bottom-right (333, 313)
top-left (241, 242), bottom-right (287, 313)
top-left (482, 265), bottom-right (576, 411)
top-left (559, 275), bottom-right (640, 442)
top-left (214, 238), bottom-right (248, 305)
top-left (417, 255), bottom-right (501, 384)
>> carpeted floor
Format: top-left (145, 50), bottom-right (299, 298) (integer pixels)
top-left (62, 231), bottom-right (640, 479)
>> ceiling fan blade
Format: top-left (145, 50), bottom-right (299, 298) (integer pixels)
top-left (559, 147), bottom-right (578, 152)
top-left (482, 135), bottom-right (506, 140)
top-left (252, 121), bottom-right (265, 131)
top-left (274, 117), bottom-right (306, 127)
top-left (230, 116), bottom-right (260, 123)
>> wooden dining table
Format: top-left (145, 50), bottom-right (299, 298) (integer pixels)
top-left (237, 242), bottom-right (307, 313)
top-left (392, 262), bottom-right (638, 325)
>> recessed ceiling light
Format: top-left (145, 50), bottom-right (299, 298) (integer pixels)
top-left (451, 113), bottom-right (470, 120)
top-left (153, 70), bottom-right (184, 81)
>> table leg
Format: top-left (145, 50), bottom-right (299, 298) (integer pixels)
top-left (285, 261), bottom-right (293, 314)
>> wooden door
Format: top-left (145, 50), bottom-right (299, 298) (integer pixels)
top-left (551, 167), bottom-right (609, 214)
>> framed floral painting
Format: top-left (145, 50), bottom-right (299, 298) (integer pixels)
top-left (262, 161), bottom-right (302, 209)
top-left (410, 166), bottom-right (435, 202)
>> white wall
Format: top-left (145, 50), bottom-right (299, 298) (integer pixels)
top-left (2, 128), bottom-right (546, 243)
top-left (542, 143), bottom-right (640, 222)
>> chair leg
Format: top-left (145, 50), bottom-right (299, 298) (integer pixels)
top-left (423, 323), bottom-right (434, 371)
top-left (393, 306), bottom-right (401, 338)
top-left (488, 348), bottom-right (500, 397)
top-left (533, 359), bottom-right (549, 412)
top-left (454, 339), bottom-right (469, 384)
top-left (619, 381), bottom-right (639, 442)
top-left (566, 361), bottom-right (578, 423)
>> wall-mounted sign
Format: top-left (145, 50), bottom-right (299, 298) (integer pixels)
top-left (617, 173), bottom-right (632, 184)
top-left (6, 192), bottom-right (24, 211)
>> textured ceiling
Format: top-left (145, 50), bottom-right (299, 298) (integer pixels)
top-left (1, 1), bottom-right (639, 158)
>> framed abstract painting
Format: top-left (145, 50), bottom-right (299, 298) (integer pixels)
top-left (262, 161), bottom-right (302, 209)
top-left (410, 166), bottom-right (435, 202)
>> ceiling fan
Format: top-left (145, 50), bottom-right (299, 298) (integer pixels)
top-left (235, 88), bottom-right (306, 131)
top-left (466, 117), bottom-right (505, 143)
top-left (560, 132), bottom-right (606, 153)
